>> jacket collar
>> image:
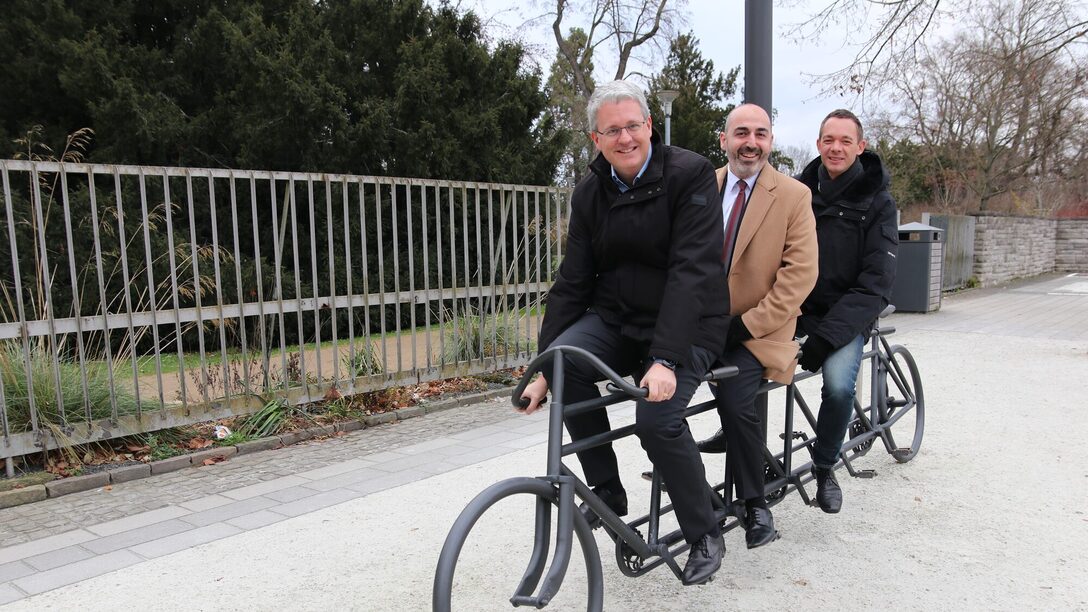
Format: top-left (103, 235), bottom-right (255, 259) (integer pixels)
top-left (798, 150), bottom-right (889, 206)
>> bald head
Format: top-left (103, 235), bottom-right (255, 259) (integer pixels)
top-left (721, 104), bottom-right (774, 179)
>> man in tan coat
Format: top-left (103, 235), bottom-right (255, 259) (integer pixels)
top-left (698, 103), bottom-right (818, 549)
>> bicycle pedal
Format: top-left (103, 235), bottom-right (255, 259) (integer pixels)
top-left (854, 469), bottom-right (877, 479)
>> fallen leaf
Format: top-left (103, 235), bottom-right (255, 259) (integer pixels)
top-left (103, 485), bottom-right (113, 491)
top-left (794, 579), bottom-right (808, 586)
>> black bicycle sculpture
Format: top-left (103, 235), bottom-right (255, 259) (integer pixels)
top-left (433, 307), bottom-right (923, 611)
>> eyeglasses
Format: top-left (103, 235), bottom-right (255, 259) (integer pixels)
top-left (595, 121), bottom-right (646, 139)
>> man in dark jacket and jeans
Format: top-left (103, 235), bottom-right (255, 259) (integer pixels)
top-left (519, 80), bottom-right (730, 585)
top-left (796, 109), bottom-right (898, 514)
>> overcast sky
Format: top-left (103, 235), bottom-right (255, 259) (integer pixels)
top-left (463, 0), bottom-right (872, 155)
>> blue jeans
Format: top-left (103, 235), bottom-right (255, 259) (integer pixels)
top-left (812, 334), bottom-right (865, 468)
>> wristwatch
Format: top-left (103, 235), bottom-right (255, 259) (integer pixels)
top-left (649, 357), bottom-right (677, 371)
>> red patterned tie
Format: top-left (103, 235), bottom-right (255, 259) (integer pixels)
top-left (722, 180), bottom-right (747, 266)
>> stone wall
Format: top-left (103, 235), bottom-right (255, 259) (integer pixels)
top-left (972, 213), bottom-right (1056, 286)
top-left (1055, 218), bottom-right (1088, 273)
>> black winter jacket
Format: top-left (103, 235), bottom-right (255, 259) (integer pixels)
top-left (796, 150), bottom-right (898, 349)
top-left (538, 131), bottom-right (730, 367)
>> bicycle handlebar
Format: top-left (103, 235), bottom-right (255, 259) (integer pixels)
top-left (512, 345), bottom-right (741, 409)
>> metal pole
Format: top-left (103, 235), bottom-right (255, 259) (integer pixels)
top-left (744, 0), bottom-right (773, 115)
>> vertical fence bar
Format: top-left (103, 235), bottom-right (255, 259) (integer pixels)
top-left (269, 177), bottom-right (290, 391)
top-left (487, 188), bottom-right (498, 364)
top-left (390, 180), bottom-right (402, 374)
top-left (522, 187), bottom-right (532, 357)
top-left (359, 181), bottom-right (374, 379)
top-left (57, 169), bottom-right (93, 421)
top-left (307, 179), bottom-right (322, 387)
top-left (504, 188), bottom-right (513, 361)
top-left (474, 188), bottom-right (485, 360)
top-left (184, 172), bottom-right (211, 407)
top-left (460, 187), bottom-right (470, 362)
top-left (250, 173), bottom-right (272, 393)
top-left (545, 188), bottom-right (554, 287)
top-left (229, 173), bottom-right (252, 399)
top-left (86, 168), bottom-right (120, 422)
top-left (435, 185), bottom-right (447, 367)
top-left (535, 190), bottom-right (544, 350)
top-left (33, 166), bottom-right (69, 425)
top-left (342, 178), bottom-right (356, 394)
top-left (162, 175), bottom-right (190, 410)
top-left (376, 178), bottom-right (389, 374)
top-left (421, 184), bottom-right (432, 370)
top-left (115, 170), bottom-right (142, 414)
top-left (405, 184), bottom-right (417, 374)
top-left (289, 179), bottom-right (308, 394)
top-left (447, 187), bottom-right (460, 365)
top-left (1, 163), bottom-right (38, 441)
top-left (208, 176), bottom-right (231, 406)
top-left (326, 178), bottom-right (340, 391)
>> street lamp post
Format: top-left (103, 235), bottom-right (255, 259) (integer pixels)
top-left (656, 89), bottom-right (680, 146)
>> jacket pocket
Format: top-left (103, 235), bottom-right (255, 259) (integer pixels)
top-left (745, 338), bottom-right (801, 372)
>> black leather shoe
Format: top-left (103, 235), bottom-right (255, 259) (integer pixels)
top-left (812, 467), bottom-right (842, 514)
top-left (579, 484), bottom-right (628, 528)
top-left (743, 507), bottom-right (780, 549)
top-left (696, 428), bottom-right (728, 454)
top-left (681, 532), bottom-right (725, 585)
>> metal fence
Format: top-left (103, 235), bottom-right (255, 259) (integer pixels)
top-left (923, 213), bottom-right (976, 290)
top-left (0, 159), bottom-right (569, 466)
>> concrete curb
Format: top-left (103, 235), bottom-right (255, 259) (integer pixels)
top-left (0, 484), bottom-right (47, 508)
top-left (1, 385), bottom-right (515, 509)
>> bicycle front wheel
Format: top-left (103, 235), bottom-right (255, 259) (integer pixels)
top-left (433, 477), bottom-right (603, 611)
top-left (881, 345), bottom-right (925, 463)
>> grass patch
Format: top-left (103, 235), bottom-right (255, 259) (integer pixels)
top-left (0, 341), bottom-right (148, 432)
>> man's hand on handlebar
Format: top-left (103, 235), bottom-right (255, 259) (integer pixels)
top-left (639, 363), bottom-right (676, 402)
top-left (517, 376), bottom-right (549, 415)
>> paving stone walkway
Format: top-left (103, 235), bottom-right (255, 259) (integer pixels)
top-left (0, 272), bottom-right (1085, 607)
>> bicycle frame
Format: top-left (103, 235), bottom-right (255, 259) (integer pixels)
top-left (434, 313), bottom-right (923, 610)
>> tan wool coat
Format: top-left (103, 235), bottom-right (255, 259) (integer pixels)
top-left (716, 164), bottom-right (818, 383)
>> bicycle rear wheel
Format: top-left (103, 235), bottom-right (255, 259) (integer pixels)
top-left (433, 477), bottom-right (603, 611)
top-left (881, 345), bottom-right (925, 463)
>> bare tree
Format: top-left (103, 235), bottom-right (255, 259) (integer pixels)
top-left (539, 0), bottom-right (685, 183)
top-left (880, 0), bottom-right (1088, 212)
top-left (787, 0), bottom-right (1088, 98)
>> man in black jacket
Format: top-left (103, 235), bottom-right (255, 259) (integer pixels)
top-left (519, 80), bottom-right (729, 585)
top-left (796, 109), bottom-right (898, 514)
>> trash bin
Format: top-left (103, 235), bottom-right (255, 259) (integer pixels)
top-left (891, 222), bottom-right (944, 313)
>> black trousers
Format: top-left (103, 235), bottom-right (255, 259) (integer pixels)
top-left (713, 345), bottom-right (767, 502)
top-left (541, 312), bottom-right (718, 544)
